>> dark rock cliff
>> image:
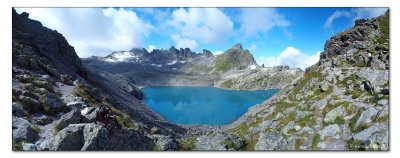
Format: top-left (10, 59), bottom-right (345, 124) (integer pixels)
top-left (12, 8), bottom-right (85, 79)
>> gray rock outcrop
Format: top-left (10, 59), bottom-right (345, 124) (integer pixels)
top-left (12, 117), bottom-right (37, 142)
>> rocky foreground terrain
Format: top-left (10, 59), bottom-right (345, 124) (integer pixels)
top-left (183, 10), bottom-right (389, 151)
top-left (12, 8), bottom-right (389, 151)
top-left (12, 9), bottom-right (185, 151)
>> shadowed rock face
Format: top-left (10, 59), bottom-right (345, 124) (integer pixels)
top-left (12, 9), bottom-right (85, 78)
top-left (11, 8), bottom-right (184, 151)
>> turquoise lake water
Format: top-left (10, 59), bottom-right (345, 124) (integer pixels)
top-left (142, 86), bottom-right (279, 125)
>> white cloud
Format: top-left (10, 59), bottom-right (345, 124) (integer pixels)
top-left (171, 35), bottom-right (198, 50)
top-left (16, 8), bottom-right (153, 57)
top-left (168, 8), bottom-right (234, 44)
top-left (248, 44), bottom-right (257, 52)
top-left (147, 45), bottom-right (156, 52)
top-left (258, 47), bottom-right (320, 70)
top-left (351, 8), bottom-right (388, 20)
top-left (324, 11), bottom-right (351, 29)
top-left (283, 29), bottom-right (294, 39)
top-left (213, 50), bottom-right (224, 56)
top-left (324, 8), bottom-right (387, 29)
top-left (239, 8), bottom-right (290, 37)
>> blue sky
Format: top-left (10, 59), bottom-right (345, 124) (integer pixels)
top-left (16, 7), bottom-right (387, 69)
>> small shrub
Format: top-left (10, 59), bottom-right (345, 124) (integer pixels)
top-left (221, 140), bottom-right (238, 150)
top-left (31, 125), bottom-right (40, 133)
top-left (18, 97), bottom-right (41, 114)
top-left (12, 140), bottom-right (27, 151)
top-left (334, 117), bottom-right (346, 125)
top-left (152, 145), bottom-right (162, 151)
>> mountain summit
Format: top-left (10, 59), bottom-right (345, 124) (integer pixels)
top-left (232, 43), bottom-right (243, 50)
top-left (213, 43), bottom-right (257, 72)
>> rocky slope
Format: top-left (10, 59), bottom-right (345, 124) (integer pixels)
top-left (12, 9), bottom-right (184, 151)
top-left (216, 65), bottom-right (303, 90)
top-left (177, 10), bottom-right (390, 151)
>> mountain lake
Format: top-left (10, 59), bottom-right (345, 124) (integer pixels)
top-left (142, 86), bottom-right (279, 125)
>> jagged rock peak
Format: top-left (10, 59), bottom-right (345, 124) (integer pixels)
top-left (169, 46), bottom-right (178, 52)
top-left (129, 48), bottom-right (148, 54)
top-left (202, 49), bottom-right (214, 57)
top-left (232, 43), bottom-right (243, 50)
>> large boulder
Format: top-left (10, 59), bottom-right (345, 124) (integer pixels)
top-left (66, 101), bottom-right (86, 110)
top-left (55, 109), bottom-right (81, 130)
top-left (39, 93), bottom-right (65, 109)
top-left (318, 124), bottom-right (341, 140)
top-left (81, 124), bottom-right (154, 151)
top-left (355, 107), bottom-right (378, 129)
top-left (12, 102), bottom-right (25, 117)
top-left (22, 143), bottom-right (37, 151)
top-left (352, 124), bottom-right (388, 150)
top-left (152, 135), bottom-right (180, 151)
top-left (18, 96), bottom-right (41, 113)
top-left (51, 124), bottom-right (86, 151)
top-left (12, 117), bottom-right (37, 142)
top-left (324, 105), bottom-right (346, 123)
top-left (357, 69), bottom-right (388, 88)
top-left (319, 81), bottom-right (330, 92)
top-left (282, 121), bottom-right (295, 134)
top-left (195, 133), bottom-right (243, 150)
top-left (80, 107), bottom-right (98, 123)
top-left (36, 139), bottom-right (54, 151)
top-left (317, 139), bottom-right (347, 150)
top-left (254, 131), bottom-right (295, 150)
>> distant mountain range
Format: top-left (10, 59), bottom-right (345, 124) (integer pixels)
top-left (88, 43), bottom-right (258, 74)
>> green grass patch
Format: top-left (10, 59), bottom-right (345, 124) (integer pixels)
top-left (31, 125), bottom-right (40, 133)
top-left (192, 64), bottom-right (212, 72)
top-left (265, 101), bottom-right (296, 121)
top-left (334, 117), bottom-right (346, 125)
top-left (375, 13), bottom-right (389, 44)
top-left (152, 145), bottom-right (162, 151)
top-left (72, 84), bottom-right (99, 104)
top-left (311, 134), bottom-right (321, 150)
top-left (109, 106), bottom-right (136, 129)
top-left (376, 115), bottom-right (389, 123)
top-left (296, 113), bottom-right (315, 127)
top-left (228, 123), bottom-right (249, 139)
top-left (347, 138), bottom-right (364, 150)
top-left (350, 108), bottom-right (368, 133)
top-left (295, 139), bottom-right (304, 150)
top-left (12, 140), bottom-right (27, 151)
top-left (278, 111), bottom-right (296, 125)
top-left (178, 137), bottom-right (197, 151)
top-left (221, 79), bottom-right (234, 88)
